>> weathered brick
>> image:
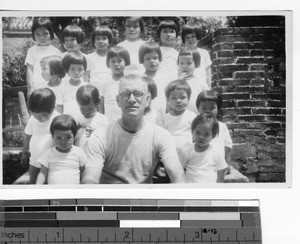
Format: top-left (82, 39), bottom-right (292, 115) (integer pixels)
top-left (265, 57), bottom-right (286, 64)
top-left (235, 86), bottom-right (265, 93)
top-left (216, 50), bottom-right (234, 58)
top-left (250, 49), bottom-right (264, 56)
top-left (216, 35), bottom-right (246, 43)
top-left (219, 78), bottom-right (250, 86)
top-left (226, 122), bottom-right (252, 130)
top-left (233, 50), bottom-right (249, 56)
top-left (252, 108), bottom-right (283, 115)
top-left (249, 64), bottom-right (266, 71)
top-left (254, 122), bottom-right (282, 129)
top-left (223, 108), bottom-right (252, 116)
top-left (236, 100), bottom-right (266, 107)
top-left (213, 57), bottom-right (235, 65)
top-left (257, 173), bottom-right (285, 183)
top-left (264, 49), bottom-right (275, 57)
top-left (246, 136), bottom-right (266, 144)
top-left (276, 137), bottom-right (285, 143)
top-left (265, 116), bottom-right (286, 122)
top-left (217, 64), bottom-right (248, 73)
top-left (234, 71), bottom-right (265, 79)
top-left (231, 143), bottom-right (257, 158)
top-left (232, 137), bottom-right (245, 143)
top-left (233, 129), bottom-right (265, 138)
top-left (223, 115), bottom-right (237, 123)
top-left (221, 100), bottom-right (236, 108)
top-left (236, 57), bottom-right (264, 64)
top-left (212, 42), bottom-right (234, 52)
top-left (251, 93), bottom-right (285, 100)
top-left (251, 79), bottom-right (265, 86)
top-left (259, 165), bottom-right (285, 173)
top-left (222, 93), bottom-right (251, 100)
top-left (237, 115), bottom-right (265, 122)
top-left (232, 158), bottom-right (259, 174)
top-left (266, 100), bottom-right (286, 107)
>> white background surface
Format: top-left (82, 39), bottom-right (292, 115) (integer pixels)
top-left (0, 0), bottom-right (299, 243)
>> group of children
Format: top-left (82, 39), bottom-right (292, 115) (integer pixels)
top-left (21, 16), bottom-right (233, 184)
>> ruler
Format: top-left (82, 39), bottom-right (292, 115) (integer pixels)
top-left (0, 199), bottom-right (262, 243)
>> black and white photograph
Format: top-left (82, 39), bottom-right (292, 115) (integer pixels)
top-left (1, 11), bottom-right (290, 186)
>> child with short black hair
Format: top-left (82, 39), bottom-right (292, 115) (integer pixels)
top-left (40, 55), bottom-right (65, 106)
top-left (87, 25), bottom-right (113, 83)
top-left (99, 46), bottom-right (131, 122)
top-left (36, 114), bottom-right (86, 184)
top-left (180, 113), bottom-right (227, 183)
top-left (21, 88), bottom-right (59, 184)
top-left (156, 20), bottom-right (179, 76)
top-left (177, 49), bottom-right (209, 114)
top-left (56, 51), bottom-right (88, 118)
top-left (196, 89), bottom-right (233, 174)
top-left (75, 85), bottom-right (109, 150)
top-left (117, 17), bottom-right (145, 74)
top-left (181, 23), bottom-right (212, 87)
top-left (25, 17), bottom-right (61, 97)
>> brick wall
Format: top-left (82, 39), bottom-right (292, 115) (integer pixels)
top-left (200, 27), bottom-right (286, 182)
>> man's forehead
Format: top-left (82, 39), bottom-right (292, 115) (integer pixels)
top-left (119, 78), bottom-right (147, 92)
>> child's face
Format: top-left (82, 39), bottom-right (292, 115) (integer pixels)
top-left (185, 33), bottom-right (198, 49)
top-left (34, 27), bottom-right (51, 46)
top-left (53, 130), bottom-right (74, 152)
top-left (143, 52), bottom-right (160, 72)
top-left (167, 89), bottom-right (189, 114)
top-left (41, 63), bottom-right (52, 81)
top-left (78, 101), bottom-right (98, 119)
top-left (31, 112), bottom-right (52, 122)
top-left (198, 101), bottom-right (218, 117)
top-left (109, 57), bottom-right (126, 75)
top-left (94, 35), bottom-right (109, 51)
top-left (178, 55), bottom-right (195, 76)
top-left (68, 64), bottom-right (85, 80)
top-left (63, 36), bottom-right (81, 52)
top-left (192, 123), bottom-right (214, 151)
top-left (160, 28), bottom-right (176, 46)
top-left (124, 18), bottom-right (141, 41)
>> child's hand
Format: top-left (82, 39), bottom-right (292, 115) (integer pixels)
top-left (178, 72), bottom-right (188, 80)
top-left (21, 151), bottom-right (30, 167)
top-left (85, 126), bottom-right (95, 138)
top-left (225, 165), bottom-right (231, 175)
top-left (27, 88), bottom-right (34, 100)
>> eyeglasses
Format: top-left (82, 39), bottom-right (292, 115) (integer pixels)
top-left (119, 91), bottom-right (147, 102)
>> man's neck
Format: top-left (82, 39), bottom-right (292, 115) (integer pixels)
top-left (119, 116), bottom-right (144, 133)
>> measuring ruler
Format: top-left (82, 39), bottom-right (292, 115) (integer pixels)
top-left (1, 199), bottom-right (262, 243)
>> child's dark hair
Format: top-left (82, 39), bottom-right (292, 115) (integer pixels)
top-left (142, 76), bottom-right (157, 114)
top-left (156, 20), bottom-right (179, 39)
top-left (177, 49), bottom-right (201, 68)
top-left (62, 51), bottom-right (87, 73)
top-left (76, 84), bottom-right (100, 106)
top-left (50, 114), bottom-right (78, 137)
top-left (138, 41), bottom-right (162, 64)
top-left (40, 55), bottom-right (65, 79)
top-left (91, 25), bottom-right (114, 46)
top-left (62, 24), bottom-right (84, 44)
top-left (191, 113), bottom-right (219, 138)
top-left (181, 23), bottom-right (202, 44)
top-left (31, 17), bottom-right (55, 41)
top-left (165, 79), bottom-right (191, 100)
top-left (28, 88), bottom-right (56, 114)
top-left (106, 46), bottom-right (130, 68)
top-left (123, 17), bottom-right (145, 36)
top-left (195, 89), bottom-right (223, 113)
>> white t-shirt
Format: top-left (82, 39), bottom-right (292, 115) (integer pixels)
top-left (86, 52), bottom-right (111, 83)
top-left (161, 110), bottom-right (197, 154)
top-left (56, 77), bottom-right (87, 119)
top-left (38, 146), bottom-right (86, 184)
top-left (185, 75), bottom-right (209, 114)
top-left (117, 39), bottom-right (145, 75)
top-left (24, 111), bottom-right (59, 168)
top-left (99, 75), bottom-right (122, 123)
top-left (75, 112), bottom-right (109, 150)
top-left (25, 45), bottom-right (61, 89)
top-left (159, 46), bottom-right (178, 77)
top-left (211, 121), bottom-right (233, 158)
top-left (180, 144), bottom-right (228, 183)
top-left (194, 48), bottom-right (212, 78)
top-left (85, 120), bottom-right (179, 184)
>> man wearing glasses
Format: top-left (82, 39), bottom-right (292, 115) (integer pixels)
top-left (81, 74), bottom-right (185, 184)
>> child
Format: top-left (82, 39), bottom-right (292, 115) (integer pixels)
top-left (196, 89), bottom-right (233, 174)
top-left (156, 20), bottom-right (179, 76)
top-left (142, 76), bottom-right (163, 125)
top-left (56, 51), bottom-right (88, 118)
top-left (61, 24), bottom-right (89, 82)
top-left (21, 88), bottom-right (59, 184)
top-left (40, 55), bottom-right (65, 105)
top-left (180, 113), bottom-right (227, 183)
top-left (177, 49), bottom-right (209, 114)
top-left (181, 23), bottom-right (212, 88)
top-left (117, 17), bottom-right (145, 74)
top-left (99, 46), bottom-right (130, 122)
top-left (161, 79), bottom-right (197, 154)
top-left (36, 114), bottom-right (86, 184)
top-left (87, 25), bottom-right (113, 84)
top-left (139, 41), bottom-right (171, 115)
top-left (75, 85), bottom-right (109, 150)
top-left (25, 17), bottom-right (61, 97)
